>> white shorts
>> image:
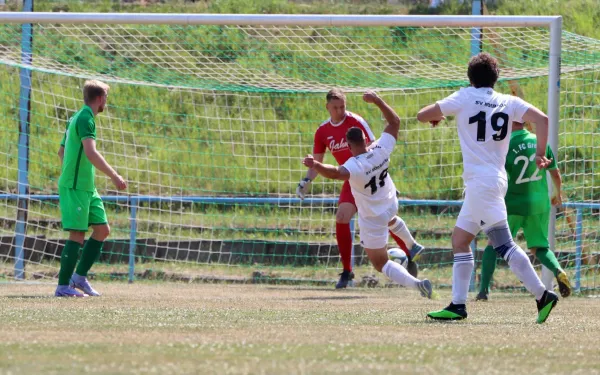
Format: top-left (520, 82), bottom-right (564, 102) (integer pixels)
top-left (456, 177), bottom-right (508, 235)
top-left (358, 201), bottom-right (398, 249)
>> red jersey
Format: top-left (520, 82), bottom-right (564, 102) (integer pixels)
top-left (313, 111), bottom-right (375, 165)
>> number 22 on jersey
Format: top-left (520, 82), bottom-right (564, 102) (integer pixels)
top-left (514, 154), bottom-right (542, 185)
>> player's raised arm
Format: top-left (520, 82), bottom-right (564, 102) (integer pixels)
top-left (363, 90), bottom-right (400, 140)
top-left (521, 105), bottom-right (550, 169)
top-left (302, 154), bottom-right (349, 181)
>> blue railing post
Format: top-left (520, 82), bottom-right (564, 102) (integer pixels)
top-left (349, 216), bottom-right (356, 287)
top-left (471, 1), bottom-right (482, 57)
top-left (128, 197), bottom-right (139, 284)
top-left (469, 238), bottom-right (477, 292)
top-left (575, 208), bottom-right (583, 293)
top-left (14, 0), bottom-right (34, 280)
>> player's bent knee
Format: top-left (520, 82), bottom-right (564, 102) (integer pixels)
top-left (451, 229), bottom-right (473, 252)
top-left (485, 221), bottom-right (517, 260)
top-left (336, 204), bottom-right (356, 223)
top-left (365, 248), bottom-right (388, 272)
top-left (371, 258), bottom-right (386, 273)
top-left (92, 224), bottom-right (110, 241)
top-left (387, 216), bottom-right (398, 227)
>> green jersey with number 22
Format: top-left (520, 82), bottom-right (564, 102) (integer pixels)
top-left (504, 129), bottom-right (557, 216)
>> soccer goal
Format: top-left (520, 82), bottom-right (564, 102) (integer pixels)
top-left (0, 12), bottom-right (598, 291)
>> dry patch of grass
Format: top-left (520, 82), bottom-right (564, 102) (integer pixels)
top-left (1, 283), bottom-right (599, 375)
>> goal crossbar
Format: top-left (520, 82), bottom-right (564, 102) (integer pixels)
top-left (0, 12), bottom-right (561, 27)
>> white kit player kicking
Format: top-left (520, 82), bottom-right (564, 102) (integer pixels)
top-left (302, 90), bottom-right (433, 298)
top-left (417, 52), bottom-right (558, 323)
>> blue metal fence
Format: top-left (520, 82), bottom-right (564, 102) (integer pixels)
top-left (1, 194), bottom-right (597, 288)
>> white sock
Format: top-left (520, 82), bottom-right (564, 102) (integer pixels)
top-left (504, 245), bottom-right (546, 300)
top-left (388, 217), bottom-right (415, 248)
top-left (541, 266), bottom-right (554, 291)
top-left (382, 260), bottom-right (419, 289)
top-left (452, 252), bottom-right (474, 305)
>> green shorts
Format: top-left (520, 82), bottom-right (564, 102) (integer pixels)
top-left (59, 187), bottom-right (107, 232)
top-left (508, 212), bottom-right (549, 249)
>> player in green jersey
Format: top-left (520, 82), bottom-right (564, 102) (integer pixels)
top-left (55, 80), bottom-right (127, 297)
top-left (476, 121), bottom-right (572, 300)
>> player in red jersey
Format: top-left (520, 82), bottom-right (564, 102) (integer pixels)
top-left (296, 88), bottom-right (425, 288)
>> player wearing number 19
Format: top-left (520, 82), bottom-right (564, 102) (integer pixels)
top-left (55, 80), bottom-right (127, 297)
top-left (302, 91), bottom-right (433, 299)
top-left (417, 52), bottom-right (558, 323)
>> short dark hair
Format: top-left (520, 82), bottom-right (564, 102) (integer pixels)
top-left (326, 88), bottom-right (346, 103)
top-left (346, 127), bottom-right (365, 146)
top-left (467, 52), bottom-right (499, 88)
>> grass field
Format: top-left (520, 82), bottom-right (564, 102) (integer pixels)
top-left (1, 282), bottom-right (599, 375)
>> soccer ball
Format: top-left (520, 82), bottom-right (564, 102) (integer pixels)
top-left (387, 247), bottom-right (409, 268)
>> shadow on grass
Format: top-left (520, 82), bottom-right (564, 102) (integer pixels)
top-left (297, 295), bottom-right (368, 301)
top-left (265, 286), bottom-right (336, 292)
top-left (4, 295), bottom-right (55, 299)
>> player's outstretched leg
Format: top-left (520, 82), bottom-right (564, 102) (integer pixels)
top-left (388, 216), bottom-right (425, 262)
top-left (389, 232), bottom-right (419, 278)
top-left (486, 222), bottom-right (559, 323)
top-left (370, 249), bottom-right (433, 299)
top-left (476, 245), bottom-right (497, 301)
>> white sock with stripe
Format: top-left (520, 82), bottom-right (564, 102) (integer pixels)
top-left (504, 245), bottom-right (546, 300)
top-left (388, 217), bottom-right (415, 249)
top-left (452, 252), bottom-right (474, 305)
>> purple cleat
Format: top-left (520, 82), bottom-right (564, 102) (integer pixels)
top-left (70, 274), bottom-right (101, 296)
top-left (55, 285), bottom-right (88, 297)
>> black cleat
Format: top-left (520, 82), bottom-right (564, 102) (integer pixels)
top-left (475, 291), bottom-right (488, 301)
top-left (406, 260), bottom-right (419, 278)
top-left (536, 290), bottom-right (559, 324)
top-left (427, 302), bottom-right (468, 321)
top-left (335, 270), bottom-right (354, 289)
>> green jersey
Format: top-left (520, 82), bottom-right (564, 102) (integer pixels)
top-left (58, 105), bottom-right (97, 192)
top-left (504, 129), bottom-right (557, 216)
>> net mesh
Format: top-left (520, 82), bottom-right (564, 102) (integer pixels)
top-left (0, 21), bottom-right (598, 291)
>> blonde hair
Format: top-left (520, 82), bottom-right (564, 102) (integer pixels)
top-left (83, 80), bottom-right (110, 104)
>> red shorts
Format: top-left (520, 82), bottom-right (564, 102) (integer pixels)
top-left (338, 180), bottom-right (356, 206)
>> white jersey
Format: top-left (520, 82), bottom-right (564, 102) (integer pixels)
top-left (437, 87), bottom-right (530, 181)
top-left (342, 132), bottom-right (397, 218)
